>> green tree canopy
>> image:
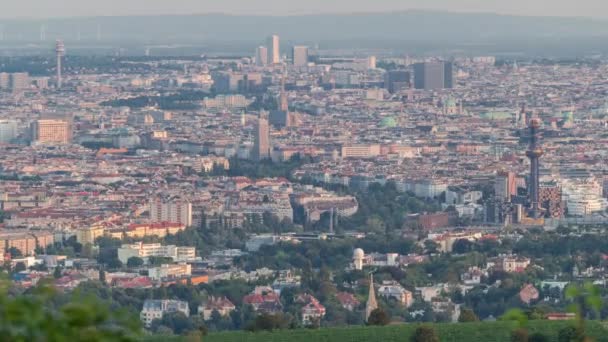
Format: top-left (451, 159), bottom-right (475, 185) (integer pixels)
top-left (411, 325), bottom-right (440, 342)
top-left (367, 308), bottom-right (390, 326)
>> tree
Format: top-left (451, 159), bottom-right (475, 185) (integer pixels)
top-left (246, 313), bottom-right (290, 332)
top-left (366, 308), bottom-right (390, 326)
top-left (152, 312), bottom-right (192, 335)
top-left (529, 332), bottom-right (549, 342)
top-left (99, 269), bottom-right (106, 285)
top-left (127, 257), bottom-right (144, 268)
top-left (148, 256), bottom-right (174, 266)
top-left (565, 282), bottom-right (602, 341)
top-left (558, 326), bottom-right (581, 342)
top-left (452, 239), bottom-right (473, 254)
top-left (53, 266), bottom-right (62, 279)
top-left (424, 240), bottom-right (439, 254)
top-left (81, 243), bottom-right (94, 259)
top-left (107, 258), bottom-right (123, 269)
top-left (8, 247), bottom-right (22, 258)
top-left (0, 277), bottom-right (141, 340)
top-left (511, 328), bottom-right (529, 342)
top-left (458, 308), bottom-right (479, 322)
top-left (13, 262), bottom-right (26, 273)
top-left (411, 325), bottom-right (440, 342)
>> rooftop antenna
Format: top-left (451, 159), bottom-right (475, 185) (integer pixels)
top-left (55, 40), bottom-right (65, 89)
top-left (40, 24), bottom-right (46, 41)
top-left (329, 208), bottom-right (334, 234)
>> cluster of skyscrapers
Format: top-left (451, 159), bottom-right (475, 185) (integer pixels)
top-left (255, 35), bottom-right (280, 66)
top-left (384, 61), bottom-right (454, 93)
top-left (255, 34), bottom-right (309, 67)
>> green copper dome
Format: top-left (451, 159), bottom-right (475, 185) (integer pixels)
top-left (379, 117), bottom-right (397, 128)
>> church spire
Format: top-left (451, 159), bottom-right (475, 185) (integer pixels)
top-left (365, 272), bottom-right (378, 322)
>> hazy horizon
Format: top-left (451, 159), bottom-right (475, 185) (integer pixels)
top-left (1, 0), bottom-right (607, 19)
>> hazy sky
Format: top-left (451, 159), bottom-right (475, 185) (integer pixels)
top-left (1, 0), bottom-right (607, 19)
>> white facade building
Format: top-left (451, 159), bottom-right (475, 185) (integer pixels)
top-left (118, 242), bottom-right (196, 264)
top-left (562, 178), bottom-right (607, 216)
top-left (140, 299), bottom-right (189, 327)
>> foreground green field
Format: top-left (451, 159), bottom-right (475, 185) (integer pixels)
top-left (201, 321), bottom-right (608, 342)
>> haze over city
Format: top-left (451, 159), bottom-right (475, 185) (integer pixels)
top-left (2, 0), bottom-right (608, 18)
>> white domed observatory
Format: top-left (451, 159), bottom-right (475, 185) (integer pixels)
top-left (353, 248), bottom-right (365, 270)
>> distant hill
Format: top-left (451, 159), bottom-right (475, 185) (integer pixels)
top-left (2, 11), bottom-right (608, 56)
top-left (1, 11), bottom-right (608, 43)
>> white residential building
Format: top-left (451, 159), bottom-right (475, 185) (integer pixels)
top-left (149, 198), bottom-right (193, 226)
top-left (377, 281), bottom-right (414, 307)
top-left (140, 299), bottom-right (189, 327)
top-left (117, 242), bottom-right (196, 264)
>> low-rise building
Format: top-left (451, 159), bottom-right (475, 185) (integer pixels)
top-left (147, 263), bottom-right (192, 281)
top-left (378, 281), bottom-right (414, 307)
top-left (519, 284), bottom-right (540, 304)
top-left (335, 292), bottom-right (360, 311)
top-left (117, 242), bottom-right (196, 264)
top-left (198, 296), bottom-right (236, 320)
top-left (140, 299), bottom-right (190, 328)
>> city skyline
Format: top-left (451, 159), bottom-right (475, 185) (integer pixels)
top-left (2, 0), bottom-right (608, 19)
top-left (3, 1), bottom-right (608, 338)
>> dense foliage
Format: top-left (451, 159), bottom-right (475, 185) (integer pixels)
top-left (0, 279), bottom-right (141, 341)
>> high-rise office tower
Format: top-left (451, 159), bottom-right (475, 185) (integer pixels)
top-left (266, 35), bottom-right (280, 64)
top-left (367, 56), bottom-right (377, 69)
top-left (526, 118), bottom-right (544, 218)
top-left (0, 120), bottom-right (18, 144)
top-left (0, 73), bottom-right (9, 90)
top-left (9, 73), bottom-right (30, 92)
top-left (253, 114), bottom-right (270, 160)
top-left (292, 46), bottom-right (309, 66)
top-left (40, 25), bottom-right (46, 41)
top-left (495, 171), bottom-right (517, 202)
top-left (413, 61), bottom-right (454, 90)
top-left (444, 61), bottom-right (454, 88)
top-left (55, 40), bottom-right (65, 89)
top-left (255, 46), bottom-right (268, 66)
top-left (384, 70), bottom-right (411, 94)
top-left (31, 119), bottom-right (72, 144)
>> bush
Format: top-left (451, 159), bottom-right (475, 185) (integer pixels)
top-left (528, 332), bottom-right (549, 342)
top-left (246, 313), bottom-right (290, 332)
top-left (127, 257), bottom-right (144, 268)
top-left (367, 308), bottom-right (390, 326)
top-left (557, 326), bottom-right (580, 342)
top-left (411, 325), bottom-right (440, 342)
top-left (0, 278), bottom-right (141, 340)
top-left (511, 328), bottom-right (529, 342)
top-left (458, 308), bottom-right (479, 322)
